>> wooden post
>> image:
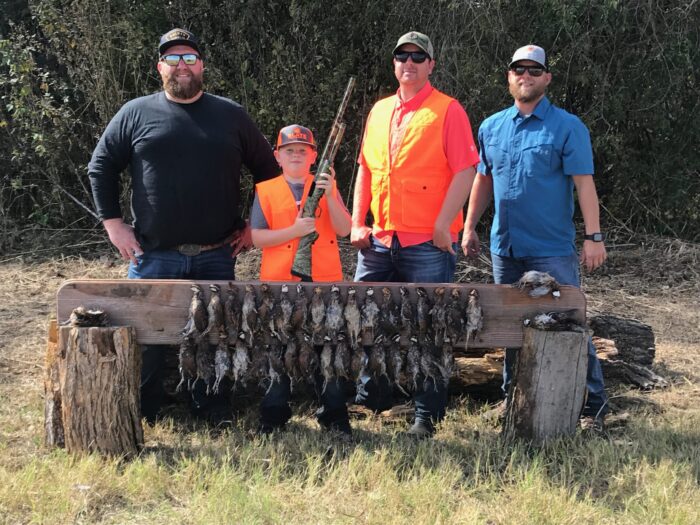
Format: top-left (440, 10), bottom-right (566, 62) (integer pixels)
top-left (503, 327), bottom-right (588, 444)
top-left (45, 325), bottom-right (144, 457)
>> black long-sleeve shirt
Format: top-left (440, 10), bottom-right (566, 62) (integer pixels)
top-left (88, 92), bottom-right (279, 251)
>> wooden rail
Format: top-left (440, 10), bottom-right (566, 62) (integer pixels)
top-left (56, 279), bottom-right (586, 348)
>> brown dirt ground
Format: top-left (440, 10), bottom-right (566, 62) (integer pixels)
top-left (0, 232), bottom-right (698, 423)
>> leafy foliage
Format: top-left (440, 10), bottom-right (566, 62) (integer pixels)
top-left (1, 0), bottom-right (698, 245)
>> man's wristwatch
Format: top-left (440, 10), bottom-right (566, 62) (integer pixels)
top-left (584, 232), bottom-right (606, 242)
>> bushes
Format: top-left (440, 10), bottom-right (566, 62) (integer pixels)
top-left (1, 0), bottom-right (698, 243)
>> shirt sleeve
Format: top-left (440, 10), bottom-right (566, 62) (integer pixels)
top-left (476, 124), bottom-right (492, 176)
top-left (238, 109), bottom-right (281, 184)
top-left (87, 105), bottom-right (134, 220)
top-left (562, 117), bottom-right (594, 176)
top-left (249, 190), bottom-right (269, 229)
top-left (442, 100), bottom-right (480, 174)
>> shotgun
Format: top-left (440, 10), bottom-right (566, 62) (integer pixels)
top-left (290, 77), bottom-right (355, 281)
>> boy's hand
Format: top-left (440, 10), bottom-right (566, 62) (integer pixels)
top-left (292, 208), bottom-right (316, 237)
top-left (315, 166), bottom-right (335, 196)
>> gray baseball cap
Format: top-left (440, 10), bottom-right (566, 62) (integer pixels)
top-left (509, 44), bottom-right (547, 69)
top-left (393, 31), bottom-right (434, 59)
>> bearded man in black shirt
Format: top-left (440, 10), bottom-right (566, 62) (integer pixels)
top-left (88, 28), bottom-right (279, 424)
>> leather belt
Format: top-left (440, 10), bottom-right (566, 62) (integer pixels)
top-left (175, 234), bottom-right (234, 256)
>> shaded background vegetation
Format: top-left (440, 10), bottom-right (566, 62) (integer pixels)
top-left (1, 0), bottom-right (698, 254)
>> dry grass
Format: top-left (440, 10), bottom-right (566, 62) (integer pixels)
top-left (0, 234), bottom-right (699, 524)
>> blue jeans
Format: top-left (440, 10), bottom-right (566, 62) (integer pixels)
top-left (354, 235), bottom-right (457, 427)
top-left (128, 245), bottom-right (236, 423)
top-left (261, 352), bottom-right (351, 432)
top-left (492, 252), bottom-right (608, 417)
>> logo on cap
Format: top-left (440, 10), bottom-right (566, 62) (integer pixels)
top-left (167, 30), bottom-right (191, 41)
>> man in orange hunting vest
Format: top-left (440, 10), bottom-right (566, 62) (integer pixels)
top-left (350, 31), bottom-right (480, 438)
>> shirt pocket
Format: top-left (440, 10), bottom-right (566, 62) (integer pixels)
top-left (401, 178), bottom-right (447, 227)
top-left (522, 143), bottom-right (553, 175)
top-left (484, 141), bottom-right (509, 176)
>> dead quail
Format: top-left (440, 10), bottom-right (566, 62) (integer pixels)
top-left (213, 334), bottom-right (231, 394)
top-left (273, 283), bottom-right (294, 343)
top-left (297, 333), bottom-right (319, 384)
top-left (524, 310), bottom-right (585, 332)
top-left (333, 332), bottom-right (351, 381)
top-left (325, 284), bottom-right (345, 343)
top-left (320, 337), bottom-right (335, 392)
top-left (291, 283), bottom-right (309, 336)
top-left (445, 288), bottom-right (464, 346)
top-left (465, 289), bottom-right (483, 350)
top-left (223, 283), bottom-right (242, 343)
top-left (387, 338), bottom-right (409, 396)
top-left (406, 336), bottom-right (421, 392)
top-left (430, 287), bottom-right (447, 347)
top-left (343, 286), bottom-right (362, 349)
top-left (361, 286), bottom-right (380, 343)
top-left (266, 342), bottom-right (286, 391)
top-left (68, 306), bottom-right (108, 327)
top-left (176, 334), bottom-right (197, 392)
top-left (195, 336), bottom-right (215, 394)
top-left (257, 283), bottom-right (276, 340)
top-left (284, 337), bottom-right (301, 386)
top-left (416, 286), bottom-right (431, 344)
top-left (513, 270), bottom-right (561, 298)
top-left (204, 284), bottom-right (225, 340)
top-left (420, 341), bottom-right (441, 392)
top-left (350, 344), bottom-right (368, 383)
top-left (439, 344), bottom-right (454, 388)
top-left (310, 286), bottom-right (326, 345)
top-left (249, 344), bottom-right (269, 386)
top-left (399, 286), bottom-right (415, 342)
top-left (379, 287), bottom-right (400, 339)
top-left (241, 284), bottom-right (258, 345)
top-left (231, 332), bottom-right (250, 388)
top-left (182, 284), bottom-right (208, 339)
top-left (368, 335), bottom-right (388, 382)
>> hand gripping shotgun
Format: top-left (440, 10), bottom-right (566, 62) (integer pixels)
top-left (290, 77), bottom-right (355, 282)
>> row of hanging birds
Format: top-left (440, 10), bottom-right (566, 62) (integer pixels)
top-left (176, 282), bottom-right (485, 395)
top-left (176, 271), bottom-right (562, 395)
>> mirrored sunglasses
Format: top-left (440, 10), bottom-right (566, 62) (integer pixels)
top-left (510, 65), bottom-right (546, 77)
top-left (394, 51), bottom-right (429, 64)
top-left (160, 53), bottom-right (200, 66)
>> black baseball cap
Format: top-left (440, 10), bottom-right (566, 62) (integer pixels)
top-left (158, 28), bottom-right (201, 56)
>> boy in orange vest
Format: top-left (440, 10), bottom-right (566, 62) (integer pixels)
top-left (250, 124), bottom-right (352, 437)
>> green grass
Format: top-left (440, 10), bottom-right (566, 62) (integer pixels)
top-left (1, 388), bottom-right (698, 524)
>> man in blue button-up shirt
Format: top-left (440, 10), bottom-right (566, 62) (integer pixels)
top-left (462, 44), bottom-right (608, 430)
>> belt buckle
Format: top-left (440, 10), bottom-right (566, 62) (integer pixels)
top-left (178, 243), bottom-right (201, 256)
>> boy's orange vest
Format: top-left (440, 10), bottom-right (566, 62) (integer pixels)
top-left (256, 174), bottom-right (343, 282)
top-left (362, 89), bottom-right (463, 234)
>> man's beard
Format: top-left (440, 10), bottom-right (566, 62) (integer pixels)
top-left (509, 82), bottom-right (545, 104)
top-left (164, 72), bottom-right (203, 100)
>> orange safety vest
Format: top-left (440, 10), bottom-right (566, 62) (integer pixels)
top-left (256, 174), bottom-right (343, 282)
top-left (362, 89), bottom-right (463, 234)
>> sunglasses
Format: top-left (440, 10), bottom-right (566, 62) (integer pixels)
top-left (394, 51), bottom-right (430, 64)
top-left (510, 65), bottom-right (546, 77)
top-left (160, 53), bottom-right (200, 66)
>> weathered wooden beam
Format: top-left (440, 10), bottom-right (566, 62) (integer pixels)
top-left (50, 326), bottom-right (143, 457)
top-left (56, 280), bottom-right (586, 348)
top-left (503, 327), bottom-right (588, 444)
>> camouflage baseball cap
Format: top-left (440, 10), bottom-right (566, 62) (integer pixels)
top-left (509, 44), bottom-right (547, 69)
top-left (393, 31), bottom-right (434, 59)
top-left (159, 28), bottom-right (201, 56)
top-left (276, 125), bottom-right (316, 149)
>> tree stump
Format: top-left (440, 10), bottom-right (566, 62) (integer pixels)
top-left (44, 320), bottom-right (64, 447)
top-left (45, 325), bottom-right (143, 457)
top-left (503, 327), bottom-right (588, 444)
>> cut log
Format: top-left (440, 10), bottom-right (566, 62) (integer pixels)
top-left (449, 354), bottom-right (503, 399)
top-left (44, 320), bottom-right (64, 448)
top-left (50, 326), bottom-right (143, 457)
top-left (589, 314), bottom-right (655, 367)
top-left (503, 327), bottom-right (588, 444)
